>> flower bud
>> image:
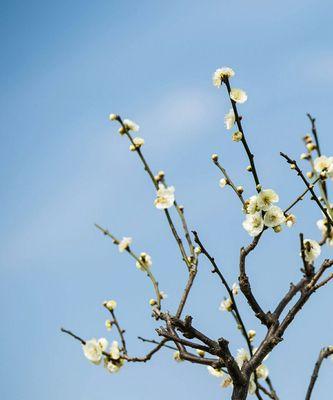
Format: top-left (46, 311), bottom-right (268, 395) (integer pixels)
top-left (194, 246), bottom-right (201, 255)
top-left (248, 330), bottom-right (256, 341)
top-left (306, 142), bottom-right (316, 152)
top-left (219, 178), bottom-right (227, 188)
top-left (104, 300), bottom-right (117, 311)
top-left (211, 154), bottom-right (218, 162)
top-left (109, 113), bottom-right (118, 121)
top-left (232, 131), bottom-right (243, 142)
top-left (196, 349), bottom-right (205, 357)
top-left (237, 186), bottom-right (244, 194)
top-left (285, 214), bottom-right (296, 228)
top-left (105, 320), bottom-right (113, 330)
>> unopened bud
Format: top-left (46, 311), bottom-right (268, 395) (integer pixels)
top-left (306, 171), bottom-right (314, 179)
top-left (149, 299), bottom-right (157, 306)
top-left (196, 349), bottom-right (205, 357)
top-left (306, 142), bottom-right (316, 152)
top-left (273, 225), bottom-right (282, 233)
top-left (105, 320), bottom-right (113, 330)
top-left (246, 165), bottom-right (252, 172)
top-left (211, 154), bottom-right (219, 162)
top-left (194, 246), bottom-right (201, 255)
top-left (109, 113), bottom-right (118, 121)
top-left (237, 186), bottom-right (244, 194)
top-left (247, 330), bottom-right (256, 341)
top-left (219, 178), bottom-right (227, 188)
top-left (232, 131), bottom-right (243, 142)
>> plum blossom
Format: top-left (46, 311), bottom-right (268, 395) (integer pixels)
top-left (110, 340), bottom-right (120, 360)
top-left (263, 206), bottom-right (285, 228)
top-left (242, 212), bottom-right (264, 236)
top-left (224, 108), bottom-right (235, 130)
top-left (244, 195), bottom-right (259, 215)
top-left (219, 297), bottom-right (233, 312)
top-left (303, 239), bottom-right (321, 263)
top-left (230, 88), bottom-right (247, 104)
top-left (257, 189), bottom-right (279, 211)
top-left (232, 283), bottom-right (239, 295)
top-left (83, 338), bottom-right (108, 364)
top-left (129, 137), bottom-right (145, 151)
top-left (314, 156), bottom-right (333, 178)
top-left (123, 118), bottom-right (139, 132)
top-left (118, 237), bottom-right (132, 252)
top-left (136, 252), bottom-right (153, 271)
top-left (104, 300), bottom-right (117, 311)
top-left (154, 183), bottom-right (175, 209)
top-left (212, 67), bottom-right (235, 87)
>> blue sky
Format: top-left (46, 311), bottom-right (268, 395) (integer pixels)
top-left (1, 1), bottom-right (333, 399)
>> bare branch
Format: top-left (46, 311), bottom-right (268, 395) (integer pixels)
top-left (305, 346), bottom-right (333, 400)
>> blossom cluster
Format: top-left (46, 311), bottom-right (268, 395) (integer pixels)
top-left (82, 338), bottom-right (125, 374)
top-left (242, 189), bottom-right (294, 236)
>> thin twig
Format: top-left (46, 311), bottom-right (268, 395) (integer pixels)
top-left (212, 157), bottom-right (245, 205)
top-left (95, 223), bottom-right (162, 309)
top-left (280, 152), bottom-right (333, 227)
top-left (224, 77), bottom-right (261, 190)
top-left (305, 346), bottom-right (333, 400)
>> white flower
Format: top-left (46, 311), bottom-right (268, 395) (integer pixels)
top-left (212, 67), bottom-right (235, 87)
top-left (159, 291), bottom-right (168, 299)
top-left (230, 88), bottom-right (247, 104)
top-left (129, 137), bottom-right (145, 151)
top-left (123, 118), bottom-right (139, 132)
top-left (317, 218), bottom-right (327, 234)
top-left (263, 206), bottom-right (285, 228)
top-left (98, 338), bottom-right (109, 352)
top-left (316, 219), bottom-right (333, 245)
top-left (314, 156), bottom-right (333, 177)
top-left (154, 183), bottom-right (175, 209)
top-left (136, 252), bottom-right (153, 271)
top-left (242, 212), bottom-right (264, 237)
top-left (232, 283), bottom-right (239, 295)
top-left (173, 351), bottom-right (183, 362)
top-left (106, 361), bottom-right (120, 373)
top-left (110, 341), bottom-right (120, 360)
top-left (207, 366), bottom-right (224, 378)
top-left (118, 237), bottom-right (132, 252)
top-left (256, 364), bottom-right (269, 380)
top-left (224, 108), bottom-right (235, 130)
top-left (219, 297), bottom-right (233, 312)
top-left (244, 195), bottom-right (259, 214)
top-left (285, 214), bottom-right (296, 228)
top-left (236, 348), bottom-right (250, 368)
top-left (303, 239), bottom-right (321, 263)
top-left (257, 189), bottom-right (279, 211)
top-left (219, 178), bottom-right (227, 188)
top-left (104, 300), bottom-right (117, 311)
top-left (83, 338), bottom-right (107, 364)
